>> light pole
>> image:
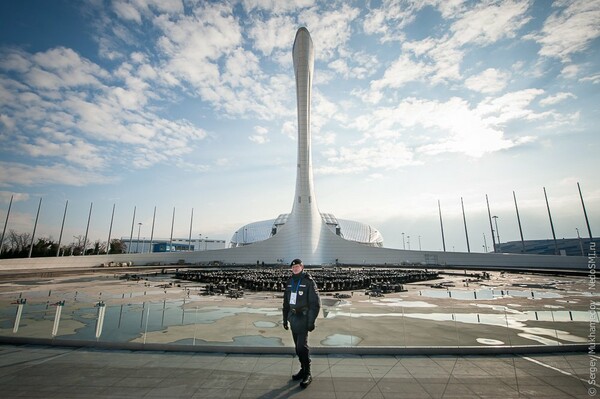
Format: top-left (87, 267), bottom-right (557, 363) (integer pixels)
top-left (492, 216), bottom-right (500, 251)
top-left (407, 235), bottom-right (411, 250)
top-left (418, 235), bottom-right (421, 250)
top-left (137, 222), bottom-right (142, 253)
top-left (402, 232), bottom-right (405, 250)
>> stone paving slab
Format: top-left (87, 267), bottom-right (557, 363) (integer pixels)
top-left (0, 344), bottom-right (597, 398)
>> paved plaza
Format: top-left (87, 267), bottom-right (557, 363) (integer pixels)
top-left (0, 268), bottom-right (597, 397)
top-left (0, 344), bottom-right (596, 398)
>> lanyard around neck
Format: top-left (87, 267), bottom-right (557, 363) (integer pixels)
top-left (292, 276), bottom-right (302, 294)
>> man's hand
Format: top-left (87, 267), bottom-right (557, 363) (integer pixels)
top-left (283, 321), bottom-right (289, 330)
top-left (308, 323), bottom-right (315, 332)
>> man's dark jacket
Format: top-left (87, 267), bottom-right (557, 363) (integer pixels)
top-left (282, 272), bottom-right (321, 333)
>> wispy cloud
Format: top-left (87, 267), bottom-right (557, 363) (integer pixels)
top-left (249, 125), bottom-right (270, 144)
top-left (530, 0), bottom-right (600, 62)
top-left (317, 141), bottom-right (416, 175)
top-left (539, 91), bottom-right (576, 106)
top-left (298, 4), bottom-right (360, 60)
top-left (465, 68), bottom-right (511, 94)
top-left (242, 0), bottom-right (315, 14)
top-left (0, 191), bottom-right (29, 204)
top-left (0, 43), bottom-right (207, 185)
top-left (0, 161), bottom-right (115, 187)
top-left (364, 0), bottom-right (531, 99)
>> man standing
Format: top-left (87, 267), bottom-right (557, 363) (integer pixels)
top-left (282, 258), bottom-right (321, 388)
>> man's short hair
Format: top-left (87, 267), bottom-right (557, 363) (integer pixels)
top-left (290, 258), bottom-right (303, 266)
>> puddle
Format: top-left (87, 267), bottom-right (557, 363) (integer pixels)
top-left (400, 312), bottom-right (588, 344)
top-left (321, 298), bottom-right (341, 306)
top-left (517, 333), bottom-right (561, 346)
top-left (361, 298), bottom-right (437, 308)
top-left (1, 300), bottom-right (283, 343)
top-left (477, 338), bottom-right (505, 345)
top-left (253, 321), bottom-right (277, 328)
top-left (175, 335), bottom-right (284, 346)
top-left (472, 304), bottom-right (523, 314)
top-left (324, 309), bottom-right (590, 345)
top-left (420, 289), bottom-right (563, 300)
top-left (321, 334), bottom-right (363, 346)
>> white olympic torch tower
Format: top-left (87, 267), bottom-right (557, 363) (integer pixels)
top-left (275, 27), bottom-right (334, 263)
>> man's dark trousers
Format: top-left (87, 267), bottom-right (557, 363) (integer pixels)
top-left (292, 331), bottom-right (310, 371)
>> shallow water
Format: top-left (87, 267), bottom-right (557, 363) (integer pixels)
top-left (0, 285), bottom-right (593, 347)
top-left (321, 333), bottom-right (362, 346)
top-left (419, 289), bottom-right (563, 300)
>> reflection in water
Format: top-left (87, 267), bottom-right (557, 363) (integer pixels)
top-left (420, 289), bottom-right (563, 300)
top-left (0, 294), bottom-right (593, 347)
top-left (361, 298), bottom-right (437, 308)
top-left (325, 310), bottom-right (590, 344)
top-left (1, 300), bottom-right (285, 344)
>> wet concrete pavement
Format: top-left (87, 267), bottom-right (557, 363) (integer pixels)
top-left (0, 344), bottom-right (597, 398)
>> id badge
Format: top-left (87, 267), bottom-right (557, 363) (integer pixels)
top-left (290, 292), bottom-right (297, 305)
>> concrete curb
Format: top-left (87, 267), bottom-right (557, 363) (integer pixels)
top-left (0, 336), bottom-right (588, 356)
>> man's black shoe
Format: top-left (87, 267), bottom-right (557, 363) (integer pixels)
top-left (292, 369), bottom-right (305, 381)
top-left (300, 373), bottom-right (312, 388)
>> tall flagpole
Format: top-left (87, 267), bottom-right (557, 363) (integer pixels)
top-left (461, 197), bottom-right (470, 253)
top-left (83, 202), bottom-right (93, 255)
top-left (578, 182), bottom-right (593, 240)
top-left (513, 191), bottom-right (525, 252)
top-left (56, 200), bottom-right (68, 256)
top-left (0, 194), bottom-right (13, 255)
top-left (188, 208), bottom-right (194, 251)
top-left (106, 203), bottom-right (115, 254)
top-left (128, 206), bottom-right (136, 254)
top-left (438, 200), bottom-right (446, 252)
top-left (28, 198), bottom-right (42, 258)
top-left (485, 194), bottom-right (496, 253)
top-left (543, 187), bottom-right (559, 255)
top-left (149, 206), bottom-right (156, 253)
top-left (169, 207), bottom-right (175, 251)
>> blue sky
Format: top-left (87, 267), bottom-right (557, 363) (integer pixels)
top-left (0, 0), bottom-right (598, 252)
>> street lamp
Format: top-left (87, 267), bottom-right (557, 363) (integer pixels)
top-left (407, 235), bottom-right (411, 250)
top-left (402, 232), bottom-right (405, 250)
top-left (137, 222), bottom-right (142, 253)
top-left (418, 235), bottom-right (422, 251)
